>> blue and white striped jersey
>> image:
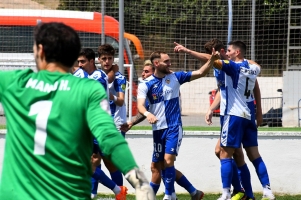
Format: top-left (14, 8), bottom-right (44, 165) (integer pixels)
top-left (221, 59), bottom-right (260, 120)
top-left (88, 69), bottom-right (110, 98)
top-left (213, 68), bottom-right (226, 116)
top-left (73, 68), bottom-right (88, 78)
top-left (138, 71), bottom-right (192, 130)
top-left (109, 71), bottom-right (127, 128)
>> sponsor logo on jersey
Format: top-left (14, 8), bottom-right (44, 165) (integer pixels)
top-left (164, 89), bottom-right (173, 95)
top-left (121, 84), bottom-right (126, 91)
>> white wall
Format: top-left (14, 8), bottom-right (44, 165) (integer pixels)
top-left (180, 77), bottom-right (283, 115)
top-left (1, 131), bottom-right (300, 195)
top-left (282, 71), bottom-right (301, 127)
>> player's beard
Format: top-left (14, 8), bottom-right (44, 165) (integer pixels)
top-left (158, 66), bottom-right (170, 75)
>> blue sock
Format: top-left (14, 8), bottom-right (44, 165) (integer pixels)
top-left (176, 175), bottom-right (196, 194)
top-left (231, 159), bottom-right (243, 192)
top-left (110, 170), bottom-right (123, 186)
top-left (252, 157), bottom-right (270, 187)
top-left (150, 182), bottom-right (160, 194)
top-left (238, 164), bottom-right (254, 198)
top-left (93, 167), bottom-right (116, 190)
top-left (161, 169), bottom-right (166, 185)
top-left (91, 176), bottom-right (99, 194)
top-left (164, 166), bottom-right (176, 195)
top-left (220, 158), bottom-right (233, 189)
top-left (121, 131), bottom-right (126, 137)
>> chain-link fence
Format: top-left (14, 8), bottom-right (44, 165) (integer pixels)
top-left (0, 0), bottom-right (300, 76)
top-left (0, 0), bottom-right (300, 127)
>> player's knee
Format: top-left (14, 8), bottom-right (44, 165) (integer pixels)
top-left (215, 139), bottom-right (221, 159)
top-left (233, 148), bottom-right (245, 166)
top-left (103, 159), bottom-right (118, 172)
top-left (175, 169), bottom-right (183, 181)
top-left (150, 162), bottom-right (160, 174)
top-left (245, 147), bottom-right (261, 162)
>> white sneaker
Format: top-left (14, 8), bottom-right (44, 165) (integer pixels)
top-left (163, 194), bottom-right (172, 200)
top-left (91, 193), bottom-right (96, 199)
top-left (262, 193), bottom-right (276, 200)
top-left (172, 192), bottom-right (177, 200)
top-left (217, 194), bottom-right (231, 200)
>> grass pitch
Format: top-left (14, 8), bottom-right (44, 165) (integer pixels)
top-left (96, 193), bottom-right (301, 200)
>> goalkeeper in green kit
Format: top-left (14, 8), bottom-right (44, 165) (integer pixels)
top-left (0, 22), bottom-right (154, 200)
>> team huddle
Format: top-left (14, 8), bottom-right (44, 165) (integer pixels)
top-left (0, 22), bottom-right (276, 200)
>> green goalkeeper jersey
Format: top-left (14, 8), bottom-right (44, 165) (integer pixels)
top-left (0, 69), bottom-right (137, 200)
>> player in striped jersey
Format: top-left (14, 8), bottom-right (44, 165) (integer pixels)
top-left (78, 47), bottom-right (128, 198)
top-left (98, 44), bottom-right (127, 137)
top-left (97, 44), bottom-right (127, 187)
top-left (174, 40), bottom-right (275, 200)
top-left (121, 60), bottom-right (204, 200)
top-left (75, 51), bottom-right (127, 200)
top-left (71, 60), bottom-right (88, 78)
top-left (78, 48), bottom-right (110, 97)
top-left (137, 51), bottom-right (220, 200)
top-left (213, 41), bottom-right (260, 200)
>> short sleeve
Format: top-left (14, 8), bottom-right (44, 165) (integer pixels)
top-left (115, 76), bottom-right (127, 93)
top-left (221, 60), bottom-right (240, 79)
top-left (137, 82), bottom-right (148, 99)
top-left (174, 71), bottom-right (192, 85)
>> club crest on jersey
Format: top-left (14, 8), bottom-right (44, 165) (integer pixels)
top-left (165, 79), bottom-right (170, 84)
top-left (152, 93), bottom-right (157, 100)
top-left (224, 60), bottom-right (229, 64)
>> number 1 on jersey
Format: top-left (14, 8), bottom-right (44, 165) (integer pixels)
top-left (28, 101), bottom-right (53, 155)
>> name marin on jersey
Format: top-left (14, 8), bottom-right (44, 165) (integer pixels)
top-left (25, 78), bottom-right (71, 92)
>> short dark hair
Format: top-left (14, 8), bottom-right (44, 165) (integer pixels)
top-left (98, 44), bottom-right (115, 58)
top-left (34, 22), bottom-right (81, 68)
top-left (149, 51), bottom-right (166, 64)
top-left (204, 38), bottom-right (225, 54)
top-left (79, 48), bottom-right (96, 61)
top-left (228, 40), bottom-right (247, 56)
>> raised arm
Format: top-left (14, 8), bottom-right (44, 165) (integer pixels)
top-left (190, 48), bottom-right (221, 81)
top-left (174, 42), bottom-right (211, 62)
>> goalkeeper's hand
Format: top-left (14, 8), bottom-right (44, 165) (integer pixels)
top-left (125, 168), bottom-right (155, 200)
